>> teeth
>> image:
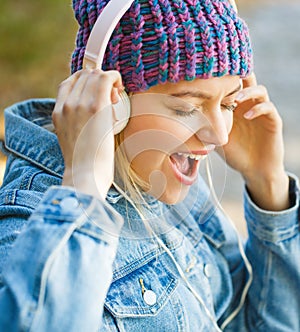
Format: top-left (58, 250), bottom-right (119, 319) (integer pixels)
top-left (188, 154), bottom-right (197, 160)
top-left (176, 153), bottom-right (206, 161)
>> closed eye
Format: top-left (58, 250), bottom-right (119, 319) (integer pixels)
top-left (173, 108), bottom-right (199, 117)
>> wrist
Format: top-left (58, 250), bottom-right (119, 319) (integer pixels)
top-left (245, 171), bottom-right (290, 211)
top-left (62, 167), bottom-right (110, 201)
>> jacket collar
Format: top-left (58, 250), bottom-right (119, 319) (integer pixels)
top-left (4, 99), bottom-right (158, 205)
top-left (4, 98), bottom-right (64, 178)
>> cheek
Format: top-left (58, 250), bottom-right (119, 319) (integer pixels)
top-left (123, 115), bottom-right (195, 162)
top-left (226, 112), bottom-right (234, 133)
top-left (124, 114), bottom-right (194, 138)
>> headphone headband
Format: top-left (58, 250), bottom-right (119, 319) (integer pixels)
top-left (83, 0), bottom-right (135, 69)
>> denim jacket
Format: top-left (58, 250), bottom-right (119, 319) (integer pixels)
top-left (0, 99), bottom-right (299, 332)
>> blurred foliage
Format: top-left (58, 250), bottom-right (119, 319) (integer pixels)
top-left (0, 0), bottom-right (78, 181)
top-left (0, 0), bottom-right (78, 125)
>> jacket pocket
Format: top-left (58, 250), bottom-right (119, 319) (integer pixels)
top-left (104, 258), bottom-right (178, 318)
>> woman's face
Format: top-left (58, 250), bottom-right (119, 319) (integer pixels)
top-left (122, 75), bottom-right (241, 204)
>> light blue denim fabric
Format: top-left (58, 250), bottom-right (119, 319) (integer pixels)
top-left (0, 99), bottom-right (299, 331)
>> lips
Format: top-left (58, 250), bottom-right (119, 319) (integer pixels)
top-left (169, 152), bottom-right (207, 186)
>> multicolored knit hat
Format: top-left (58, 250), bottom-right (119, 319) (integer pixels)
top-left (71, 0), bottom-right (253, 92)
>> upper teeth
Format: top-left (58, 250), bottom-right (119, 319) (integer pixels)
top-left (177, 152), bottom-right (206, 161)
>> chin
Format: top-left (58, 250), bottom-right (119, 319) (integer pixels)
top-left (155, 186), bottom-right (190, 205)
top-left (146, 175), bottom-right (191, 205)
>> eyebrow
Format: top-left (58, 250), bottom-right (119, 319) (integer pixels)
top-left (170, 83), bottom-right (242, 100)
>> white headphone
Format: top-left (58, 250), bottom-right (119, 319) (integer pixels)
top-left (83, 0), bottom-right (134, 134)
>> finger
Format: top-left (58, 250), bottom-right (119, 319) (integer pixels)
top-left (63, 69), bottom-right (94, 113)
top-left (52, 71), bottom-right (82, 126)
top-left (79, 70), bottom-right (123, 115)
top-left (236, 84), bottom-right (270, 103)
top-left (74, 70), bottom-right (106, 116)
top-left (111, 87), bottom-right (120, 105)
top-left (53, 72), bottom-right (82, 111)
top-left (242, 72), bottom-right (257, 88)
top-left (243, 101), bottom-right (279, 121)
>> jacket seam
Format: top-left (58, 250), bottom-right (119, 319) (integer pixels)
top-left (3, 144), bottom-right (63, 179)
top-left (112, 238), bottom-right (183, 282)
top-left (255, 250), bottom-right (272, 329)
top-left (21, 170), bottom-right (44, 191)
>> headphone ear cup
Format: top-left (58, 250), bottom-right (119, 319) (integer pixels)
top-left (112, 90), bottom-right (131, 134)
top-left (82, 0), bottom-right (134, 134)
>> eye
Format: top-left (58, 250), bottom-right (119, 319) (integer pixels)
top-left (221, 103), bottom-right (237, 112)
top-left (173, 108), bottom-right (198, 118)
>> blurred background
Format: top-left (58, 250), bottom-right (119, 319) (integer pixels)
top-left (0, 0), bottom-right (299, 234)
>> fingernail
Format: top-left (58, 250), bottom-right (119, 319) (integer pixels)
top-left (244, 110), bottom-right (254, 119)
top-left (235, 92), bottom-right (244, 101)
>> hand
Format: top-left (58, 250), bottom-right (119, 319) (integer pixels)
top-left (222, 73), bottom-right (290, 211)
top-left (52, 69), bottom-right (123, 200)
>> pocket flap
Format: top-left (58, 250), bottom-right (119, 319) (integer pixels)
top-left (104, 259), bottom-right (178, 318)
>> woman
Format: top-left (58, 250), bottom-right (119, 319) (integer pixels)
top-left (0, 0), bottom-right (299, 331)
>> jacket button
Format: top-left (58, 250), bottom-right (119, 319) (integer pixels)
top-left (203, 264), bottom-right (214, 278)
top-left (143, 290), bottom-right (157, 306)
top-left (59, 197), bottom-right (79, 211)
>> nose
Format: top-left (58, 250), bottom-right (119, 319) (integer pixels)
top-left (195, 107), bottom-right (231, 146)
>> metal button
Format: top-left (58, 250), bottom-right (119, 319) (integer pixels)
top-left (203, 264), bottom-right (214, 278)
top-left (59, 197), bottom-right (79, 210)
top-left (143, 290), bottom-right (157, 306)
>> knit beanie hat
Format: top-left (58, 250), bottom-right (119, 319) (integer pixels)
top-left (71, 0), bottom-right (253, 92)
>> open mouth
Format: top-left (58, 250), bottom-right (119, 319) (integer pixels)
top-left (169, 152), bottom-right (206, 185)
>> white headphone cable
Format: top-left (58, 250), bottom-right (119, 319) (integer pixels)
top-left (112, 180), bottom-right (223, 332)
top-left (204, 158), bottom-right (253, 329)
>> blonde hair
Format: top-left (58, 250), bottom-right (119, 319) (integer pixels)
top-left (114, 132), bottom-right (151, 208)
